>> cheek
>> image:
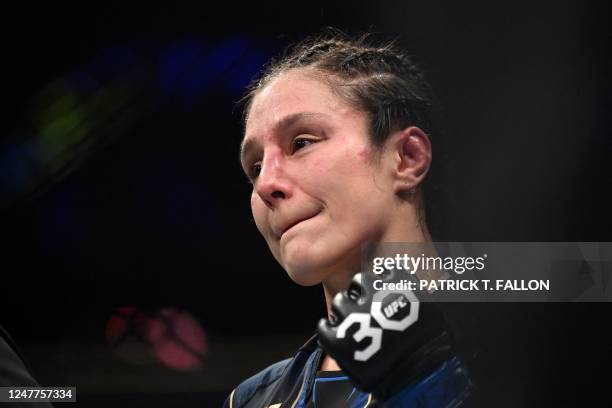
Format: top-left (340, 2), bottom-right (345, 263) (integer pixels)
top-left (315, 146), bottom-right (377, 196)
top-left (357, 146), bottom-right (371, 160)
top-left (336, 143), bottom-right (373, 175)
top-left (251, 194), bottom-right (282, 261)
top-left (251, 193), bottom-right (267, 233)
top-left (310, 144), bottom-right (371, 181)
top-left (324, 149), bottom-right (387, 236)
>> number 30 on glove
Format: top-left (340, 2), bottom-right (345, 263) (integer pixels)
top-left (317, 268), bottom-right (454, 402)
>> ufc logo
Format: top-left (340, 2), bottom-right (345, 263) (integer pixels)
top-left (335, 290), bottom-right (419, 362)
top-left (383, 296), bottom-right (408, 318)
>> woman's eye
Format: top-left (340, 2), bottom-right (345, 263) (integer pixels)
top-left (292, 138), bottom-right (315, 152)
top-left (249, 163), bottom-right (262, 181)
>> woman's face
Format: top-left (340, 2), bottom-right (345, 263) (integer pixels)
top-left (241, 69), bottom-right (397, 286)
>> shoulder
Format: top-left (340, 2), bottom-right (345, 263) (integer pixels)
top-left (223, 358), bottom-right (293, 408)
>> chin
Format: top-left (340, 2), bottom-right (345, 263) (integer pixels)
top-left (282, 255), bottom-right (329, 286)
top-left (279, 240), bottom-right (351, 287)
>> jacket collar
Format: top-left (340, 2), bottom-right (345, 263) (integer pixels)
top-left (298, 333), bottom-right (320, 352)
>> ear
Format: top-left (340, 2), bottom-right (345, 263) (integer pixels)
top-left (389, 126), bottom-right (432, 194)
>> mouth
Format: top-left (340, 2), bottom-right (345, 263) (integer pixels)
top-left (279, 211), bottom-right (320, 238)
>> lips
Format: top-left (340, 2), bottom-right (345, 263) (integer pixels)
top-left (273, 211), bottom-right (320, 238)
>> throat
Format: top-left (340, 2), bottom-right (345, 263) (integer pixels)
top-left (319, 354), bottom-right (342, 372)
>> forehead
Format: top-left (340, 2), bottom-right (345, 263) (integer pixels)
top-left (244, 69), bottom-right (357, 139)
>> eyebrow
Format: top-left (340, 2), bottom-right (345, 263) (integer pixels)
top-left (240, 112), bottom-right (330, 162)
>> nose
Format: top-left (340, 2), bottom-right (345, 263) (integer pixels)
top-left (254, 153), bottom-right (292, 209)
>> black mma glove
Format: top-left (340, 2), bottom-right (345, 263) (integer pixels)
top-left (317, 268), bottom-right (454, 402)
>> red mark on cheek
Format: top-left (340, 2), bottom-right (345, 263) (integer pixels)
top-left (357, 147), bottom-right (370, 161)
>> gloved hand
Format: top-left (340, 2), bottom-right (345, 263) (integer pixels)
top-left (317, 268), bottom-right (454, 402)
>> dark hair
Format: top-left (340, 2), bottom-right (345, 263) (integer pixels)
top-left (241, 30), bottom-right (435, 150)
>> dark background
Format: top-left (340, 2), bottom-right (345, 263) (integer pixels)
top-left (1, 1), bottom-right (611, 407)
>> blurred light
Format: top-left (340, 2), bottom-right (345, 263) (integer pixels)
top-left (1, 35), bottom-right (271, 211)
top-left (223, 49), bottom-right (268, 93)
top-left (185, 36), bottom-right (250, 95)
top-left (105, 306), bottom-right (207, 371)
top-left (1, 45), bottom-right (150, 210)
top-left (106, 306), bottom-right (156, 366)
top-left (158, 36), bottom-right (264, 101)
top-left (158, 39), bottom-right (204, 93)
top-left (146, 307), bottom-right (207, 372)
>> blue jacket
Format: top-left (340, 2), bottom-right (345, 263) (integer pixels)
top-left (223, 334), bottom-right (473, 408)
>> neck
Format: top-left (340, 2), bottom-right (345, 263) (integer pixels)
top-left (317, 207), bottom-right (431, 372)
top-left (321, 207), bottom-right (431, 317)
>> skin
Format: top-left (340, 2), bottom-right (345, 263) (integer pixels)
top-left (240, 68), bottom-right (432, 370)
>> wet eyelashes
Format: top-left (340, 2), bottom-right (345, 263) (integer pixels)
top-left (291, 137), bottom-right (315, 152)
top-left (249, 163), bottom-right (262, 181)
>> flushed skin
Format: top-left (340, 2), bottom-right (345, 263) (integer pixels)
top-left (242, 68), bottom-right (432, 297)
